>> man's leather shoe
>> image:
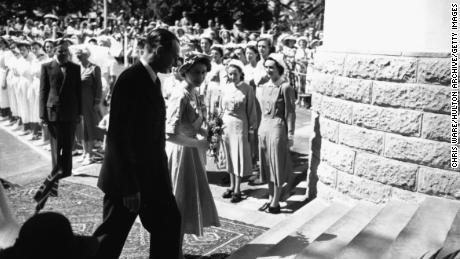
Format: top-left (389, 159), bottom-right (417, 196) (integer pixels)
top-left (268, 205), bottom-right (281, 214)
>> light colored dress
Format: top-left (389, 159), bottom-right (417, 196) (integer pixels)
top-left (16, 54), bottom-right (34, 123)
top-left (257, 78), bottom-right (296, 187)
top-left (165, 83), bottom-right (220, 236)
top-left (28, 54), bottom-right (49, 124)
top-left (0, 50), bottom-right (10, 109)
top-left (5, 54), bottom-right (19, 117)
top-left (221, 81), bottom-right (257, 177)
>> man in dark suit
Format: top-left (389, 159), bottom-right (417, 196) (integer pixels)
top-left (34, 39), bottom-right (82, 209)
top-left (93, 29), bottom-right (182, 258)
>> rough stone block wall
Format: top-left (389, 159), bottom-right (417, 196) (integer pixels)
top-left (309, 51), bottom-right (459, 203)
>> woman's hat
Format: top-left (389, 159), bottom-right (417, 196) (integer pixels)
top-left (200, 33), bottom-right (213, 42)
top-left (75, 47), bottom-right (91, 57)
top-left (267, 53), bottom-right (287, 75)
top-left (297, 36), bottom-right (309, 44)
top-left (178, 51), bottom-right (212, 76)
top-left (210, 44), bottom-right (223, 57)
top-left (15, 39), bottom-right (31, 48)
top-left (227, 59), bottom-right (245, 73)
top-left (31, 40), bottom-right (44, 47)
top-left (219, 29), bottom-right (231, 39)
top-left (13, 212), bottom-right (99, 258)
top-left (280, 34), bottom-right (296, 44)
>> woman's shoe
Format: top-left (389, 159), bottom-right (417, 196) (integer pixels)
top-left (80, 157), bottom-right (94, 166)
top-left (230, 193), bottom-right (242, 203)
top-left (268, 205), bottom-right (281, 214)
top-left (222, 189), bottom-right (233, 199)
top-left (258, 202), bottom-right (270, 211)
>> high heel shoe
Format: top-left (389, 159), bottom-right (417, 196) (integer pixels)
top-left (222, 189), bottom-right (233, 199)
top-left (258, 202), bottom-right (270, 211)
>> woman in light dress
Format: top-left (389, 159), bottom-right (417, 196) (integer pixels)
top-left (28, 41), bottom-right (50, 140)
top-left (5, 44), bottom-right (20, 127)
top-left (244, 44), bottom-right (260, 89)
top-left (257, 53), bottom-right (296, 214)
top-left (16, 40), bottom-right (35, 135)
top-left (165, 53), bottom-right (220, 258)
top-left (0, 36), bottom-right (11, 120)
top-left (220, 59), bottom-right (257, 203)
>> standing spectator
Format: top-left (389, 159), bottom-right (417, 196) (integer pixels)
top-left (0, 36), bottom-right (11, 121)
top-left (233, 46), bottom-right (247, 65)
top-left (221, 59), bottom-right (257, 203)
top-left (180, 11), bottom-right (192, 27)
top-left (16, 40), bottom-right (34, 135)
top-left (75, 47), bottom-right (103, 165)
top-left (244, 44), bottom-right (260, 88)
top-left (34, 39), bottom-right (82, 209)
top-left (200, 35), bottom-right (212, 55)
top-left (220, 29), bottom-right (232, 45)
top-left (257, 53), bottom-right (295, 214)
top-left (28, 41), bottom-right (48, 140)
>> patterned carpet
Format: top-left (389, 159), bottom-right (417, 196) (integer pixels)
top-left (6, 181), bottom-right (267, 259)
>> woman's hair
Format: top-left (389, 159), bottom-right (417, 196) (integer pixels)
top-left (181, 55), bottom-right (212, 77)
top-left (210, 45), bottom-right (223, 57)
top-left (227, 63), bottom-right (245, 81)
top-left (265, 57), bottom-right (284, 75)
top-left (245, 45), bottom-right (259, 60)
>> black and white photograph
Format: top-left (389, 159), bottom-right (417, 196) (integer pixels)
top-left (0, 0), bottom-right (459, 258)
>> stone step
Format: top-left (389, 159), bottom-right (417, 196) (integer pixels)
top-left (335, 200), bottom-right (419, 259)
top-left (381, 197), bottom-right (460, 259)
top-left (258, 201), bottom-right (353, 259)
top-left (227, 198), bottom-right (330, 259)
top-left (436, 209), bottom-right (460, 259)
top-left (293, 201), bottom-right (382, 259)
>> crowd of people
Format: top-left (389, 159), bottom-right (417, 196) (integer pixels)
top-left (0, 12), bottom-right (323, 258)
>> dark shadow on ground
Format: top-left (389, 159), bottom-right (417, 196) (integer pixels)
top-left (307, 113), bottom-right (320, 200)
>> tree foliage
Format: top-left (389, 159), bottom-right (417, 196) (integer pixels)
top-left (149, 0), bottom-right (272, 30)
top-left (0, 0), bottom-right (93, 18)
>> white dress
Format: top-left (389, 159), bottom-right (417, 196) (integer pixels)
top-left (166, 84), bottom-right (220, 236)
top-left (16, 54), bottom-right (34, 123)
top-left (29, 54), bottom-right (49, 123)
top-left (6, 54), bottom-right (19, 117)
top-left (0, 50), bottom-right (10, 109)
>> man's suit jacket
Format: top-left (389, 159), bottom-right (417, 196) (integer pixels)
top-left (39, 60), bottom-right (82, 123)
top-left (98, 62), bottom-right (170, 202)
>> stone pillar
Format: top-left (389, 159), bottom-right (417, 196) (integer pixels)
top-left (308, 0), bottom-right (459, 203)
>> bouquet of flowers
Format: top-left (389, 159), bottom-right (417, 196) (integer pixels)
top-left (207, 110), bottom-right (224, 165)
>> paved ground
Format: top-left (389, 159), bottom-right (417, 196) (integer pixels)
top-left (0, 106), bottom-right (312, 229)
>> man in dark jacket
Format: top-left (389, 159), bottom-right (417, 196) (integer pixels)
top-left (34, 39), bottom-right (82, 209)
top-left (92, 28), bottom-right (182, 259)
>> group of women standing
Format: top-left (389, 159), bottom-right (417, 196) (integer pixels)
top-left (0, 36), bottom-right (108, 166)
top-left (163, 37), bottom-right (296, 254)
top-left (0, 36), bottom-right (54, 139)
